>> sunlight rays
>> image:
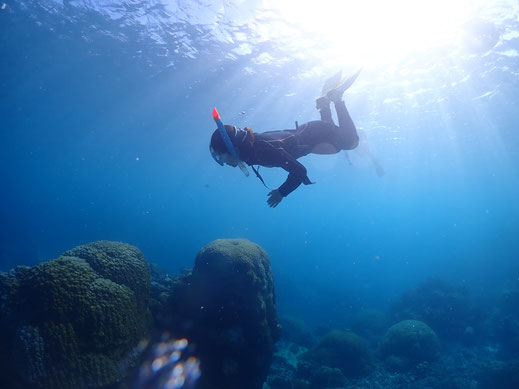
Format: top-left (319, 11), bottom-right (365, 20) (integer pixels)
top-left (265, 0), bottom-right (473, 67)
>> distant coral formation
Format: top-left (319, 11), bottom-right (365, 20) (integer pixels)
top-left (280, 315), bottom-right (316, 348)
top-left (392, 278), bottom-right (482, 342)
top-left (379, 319), bottom-right (440, 372)
top-left (350, 308), bottom-right (390, 344)
top-left (0, 241), bottom-right (151, 389)
top-left (299, 330), bottom-right (372, 382)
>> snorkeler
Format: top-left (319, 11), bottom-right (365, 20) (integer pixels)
top-left (209, 69), bottom-right (362, 208)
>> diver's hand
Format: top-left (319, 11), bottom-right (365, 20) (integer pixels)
top-left (267, 190), bottom-right (283, 208)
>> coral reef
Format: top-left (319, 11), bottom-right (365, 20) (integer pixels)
top-left (379, 319), bottom-right (440, 372)
top-left (149, 266), bottom-right (191, 331)
top-left (9, 239), bottom-right (518, 389)
top-left (299, 330), bottom-right (372, 381)
top-left (63, 240), bottom-right (150, 314)
top-left (478, 360), bottom-right (519, 389)
top-left (166, 238), bottom-right (281, 389)
top-left (0, 241), bottom-right (151, 389)
top-left (392, 278), bottom-right (483, 343)
top-left (350, 308), bottom-right (390, 344)
top-left (267, 353), bottom-right (299, 389)
top-left (265, 338), bottom-right (501, 389)
top-left (280, 315), bottom-right (316, 348)
top-left (493, 287), bottom-right (519, 359)
top-left (297, 361), bottom-right (348, 389)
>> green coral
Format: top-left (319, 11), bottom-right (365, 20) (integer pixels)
top-left (195, 238), bottom-right (271, 288)
top-left (379, 319), bottom-right (440, 372)
top-left (15, 257), bottom-right (98, 324)
top-left (85, 278), bottom-right (142, 348)
top-left (300, 330), bottom-right (372, 378)
top-left (63, 240), bottom-right (150, 313)
top-left (4, 241), bottom-right (152, 389)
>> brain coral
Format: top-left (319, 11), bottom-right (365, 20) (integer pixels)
top-left (2, 241), bottom-right (151, 389)
top-left (63, 240), bottom-right (150, 313)
top-left (179, 238), bottom-right (280, 389)
top-left (379, 319), bottom-right (440, 372)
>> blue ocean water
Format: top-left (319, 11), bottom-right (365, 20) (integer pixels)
top-left (1, 0), bottom-right (519, 387)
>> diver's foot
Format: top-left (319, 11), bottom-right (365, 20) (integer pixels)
top-left (326, 68), bottom-right (362, 102)
top-left (326, 88), bottom-right (343, 103)
top-left (315, 96), bottom-right (330, 110)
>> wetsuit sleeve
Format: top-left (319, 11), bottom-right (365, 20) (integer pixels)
top-left (274, 149), bottom-right (308, 197)
top-left (252, 140), bottom-right (309, 197)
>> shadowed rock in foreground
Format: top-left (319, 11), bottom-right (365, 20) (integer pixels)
top-left (163, 238), bottom-right (281, 389)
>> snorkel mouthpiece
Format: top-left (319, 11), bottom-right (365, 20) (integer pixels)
top-left (212, 108), bottom-right (250, 177)
top-left (238, 161), bottom-right (250, 176)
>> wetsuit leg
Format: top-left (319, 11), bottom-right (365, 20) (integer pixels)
top-left (334, 100), bottom-right (359, 150)
top-left (319, 104), bottom-right (334, 124)
top-left (294, 100), bottom-right (358, 155)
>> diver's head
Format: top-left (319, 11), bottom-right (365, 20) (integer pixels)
top-left (209, 124), bottom-right (242, 166)
top-left (209, 123), bottom-right (251, 177)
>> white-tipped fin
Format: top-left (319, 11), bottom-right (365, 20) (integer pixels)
top-left (336, 68), bottom-right (362, 95)
top-left (319, 68), bottom-right (363, 100)
top-left (319, 71), bottom-right (343, 98)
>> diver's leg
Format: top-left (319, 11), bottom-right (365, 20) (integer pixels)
top-left (323, 69), bottom-right (362, 150)
top-left (333, 99), bottom-right (359, 150)
top-left (296, 120), bottom-right (341, 155)
top-left (315, 97), bottom-right (334, 124)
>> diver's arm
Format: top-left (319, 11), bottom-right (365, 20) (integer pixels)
top-left (255, 141), bottom-right (309, 199)
top-left (275, 149), bottom-right (308, 197)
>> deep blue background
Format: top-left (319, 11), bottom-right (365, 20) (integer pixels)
top-left (1, 1), bottom-right (518, 327)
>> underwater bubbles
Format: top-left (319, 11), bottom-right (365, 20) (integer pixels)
top-left (134, 333), bottom-right (200, 389)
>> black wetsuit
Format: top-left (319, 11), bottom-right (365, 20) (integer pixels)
top-left (236, 100), bottom-right (359, 197)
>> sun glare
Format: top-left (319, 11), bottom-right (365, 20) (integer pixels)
top-left (267, 0), bottom-right (473, 66)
